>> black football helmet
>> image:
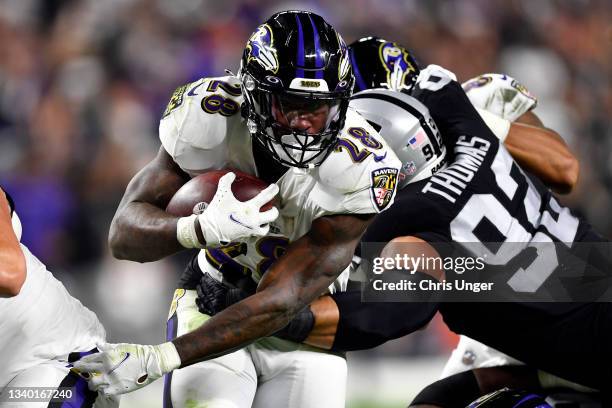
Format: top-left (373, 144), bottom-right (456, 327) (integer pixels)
top-left (240, 11), bottom-right (354, 168)
top-left (348, 36), bottom-right (420, 93)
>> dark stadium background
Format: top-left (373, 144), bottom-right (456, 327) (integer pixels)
top-left (0, 0), bottom-right (609, 406)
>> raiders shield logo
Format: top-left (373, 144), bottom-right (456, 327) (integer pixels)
top-left (370, 167), bottom-right (399, 212)
top-left (162, 84), bottom-right (188, 118)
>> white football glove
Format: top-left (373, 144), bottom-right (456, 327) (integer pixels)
top-left (73, 342), bottom-right (181, 396)
top-left (176, 172), bottom-right (279, 248)
top-left (462, 73), bottom-right (537, 122)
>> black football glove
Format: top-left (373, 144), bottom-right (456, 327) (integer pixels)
top-left (195, 273), bottom-right (315, 343)
top-left (195, 273), bottom-right (251, 316)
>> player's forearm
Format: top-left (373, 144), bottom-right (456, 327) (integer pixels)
top-left (173, 217), bottom-right (361, 365)
top-left (504, 123), bottom-right (579, 194)
top-left (108, 146), bottom-right (191, 262)
top-left (172, 288), bottom-right (296, 365)
top-left (304, 236), bottom-right (443, 351)
top-left (108, 202), bottom-right (184, 262)
top-left (302, 295), bottom-right (339, 349)
top-left (172, 255), bottom-right (348, 366)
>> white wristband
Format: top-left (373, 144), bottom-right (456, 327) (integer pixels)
top-left (176, 214), bottom-right (204, 249)
top-left (156, 342), bottom-right (182, 373)
top-left (475, 107), bottom-right (511, 143)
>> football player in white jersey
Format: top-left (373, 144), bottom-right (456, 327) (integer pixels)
top-left (197, 32), bottom-right (581, 352)
top-left (193, 38), bottom-right (592, 406)
top-left (73, 11), bottom-right (401, 408)
top-left (0, 188), bottom-right (118, 408)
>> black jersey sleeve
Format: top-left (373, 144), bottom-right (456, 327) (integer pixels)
top-left (330, 282), bottom-right (439, 352)
top-left (411, 68), bottom-right (501, 149)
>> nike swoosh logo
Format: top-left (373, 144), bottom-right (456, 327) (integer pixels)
top-left (373, 152), bottom-right (387, 162)
top-left (187, 82), bottom-right (204, 96)
top-left (229, 214), bottom-right (253, 230)
top-left (108, 352), bottom-right (131, 375)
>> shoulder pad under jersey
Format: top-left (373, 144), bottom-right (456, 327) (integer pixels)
top-left (159, 76), bottom-right (245, 175)
top-left (313, 108), bottom-right (402, 214)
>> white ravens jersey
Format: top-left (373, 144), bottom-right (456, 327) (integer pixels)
top-left (0, 192), bottom-right (105, 388)
top-left (160, 76), bottom-right (401, 291)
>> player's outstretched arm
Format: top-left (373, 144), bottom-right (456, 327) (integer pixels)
top-left (109, 147), bottom-right (279, 263)
top-left (302, 236), bottom-right (442, 351)
top-left (74, 213), bottom-right (373, 394)
top-left (0, 191), bottom-right (26, 297)
top-left (300, 288), bottom-right (439, 351)
top-left (464, 73), bottom-right (579, 194)
top-left (173, 212), bottom-right (373, 364)
top-left (505, 112), bottom-right (579, 194)
top-left (193, 236), bottom-right (444, 351)
top-left (108, 146), bottom-right (190, 262)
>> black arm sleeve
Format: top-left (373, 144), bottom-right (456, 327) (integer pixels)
top-left (330, 272), bottom-right (439, 352)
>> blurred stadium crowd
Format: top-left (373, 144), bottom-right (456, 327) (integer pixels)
top-left (0, 0), bottom-right (609, 372)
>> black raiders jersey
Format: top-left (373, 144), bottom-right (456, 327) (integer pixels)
top-left (362, 71), bottom-right (606, 298)
top-left (360, 72), bottom-right (612, 390)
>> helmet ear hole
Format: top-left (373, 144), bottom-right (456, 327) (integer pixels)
top-left (240, 11), bottom-right (354, 168)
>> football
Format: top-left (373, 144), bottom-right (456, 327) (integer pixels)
top-left (166, 169), bottom-right (273, 217)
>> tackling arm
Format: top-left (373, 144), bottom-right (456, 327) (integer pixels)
top-left (465, 73), bottom-right (579, 194)
top-left (173, 213), bottom-right (372, 365)
top-left (189, 233), bottom-right (446, 351)
top-left (504, 112), bottom-right (579, 194)
top-left (108, 146), bottom-right (190, 262)
top-left (73, 182), bottom-right (375, 394)
top-left (0, 191), bottom-right (26, 297)
top-left (300, 236), bottom-right (442, 351)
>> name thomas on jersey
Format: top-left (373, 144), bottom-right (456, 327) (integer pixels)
top-left (422, 135), bottom-right (490, 204)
